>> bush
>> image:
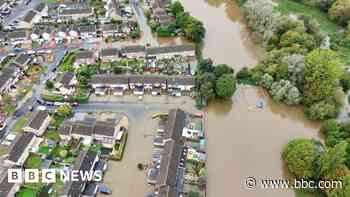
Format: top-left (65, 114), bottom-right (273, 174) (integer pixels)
top-left (282, 139), bottom-right (322, 179)
top-left (41, 94), bottom-right (65, 102)
top-left (329, 0), bottom-right (350, 26)
top-left (305, 101), bottom-right (338, 120)
top-left (215, 74), bottom-right (236, 99)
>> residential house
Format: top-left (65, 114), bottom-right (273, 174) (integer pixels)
top-left (153, 0), bottom-right (171, 8)
top-left (58, 6), bottom-right (94, 22)
top-left (0, 167), bottom-right (21, 197)
top-left (34, 3), bottom-right (48, 16)
top-left (144, 76), bottom-right (167, 95)
top-left (94, 120), bottom-right (120, 148)
top-left (58, 116), bottom-right (125, 148)
top-left (78, 25), bottom-right (97, 39)
top-left (5, 132), bottom-right (42, 166)
top-left (21, 10), bottom-right (40, 28)
top-left (60, 150), bottom-right (99, 197)
top-left (90, 74), bottom-right (129, 96)
top-left (54, 72), bottom-right (77, 95)
top-left (58, 122), bottom-right (73, 143)
top-left (146, 44), bottom-right (196, 59)
top-left (120, 45), bottom-right (146, 59)
top-left (14, 53), bottom-right (32, 70)
top-left (167, 76), bottom-right (195, 96)
top-left (82, 182), bottom-right (99, 197)
top-left (164, 108), bottom-right (187, 143)
top-left (99, 48), bottom-right (120, 63)
top-left (31, 26), bottom-right (54, 42)
top-left (100, 23), bottom-right (121, 37)
top-left (0, 32), bottom-right (7, 44)
top-left (70, 121), bottom-right (95, 145)
top-left (7, 30), bottom-right (29, 45)
top-left (152, 8), bottom-right (173, 27)
top-left (23, 110), bottom-right (51, 136)
top-left (0, 67), bottom-right (16, 93)
top-left (129, 75), bottom-right (144, 95)
top-left (74, 50), bottom-right (95, 66)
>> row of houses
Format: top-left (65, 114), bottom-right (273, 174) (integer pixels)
top-left (90, 74), bottom-right (195, 96)
top-left (0, 21), bottom-right (134, 45)
top-left (0, 53), bottom-right (33, 94)
top-left (149, 108), bottom-right (207, 197)
top-left (73, 44), bottom-right (196, 66)
top-left (153, 108), bottom-right (187, 197)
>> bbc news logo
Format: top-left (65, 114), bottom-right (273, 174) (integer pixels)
top-left (8, 169), bottom-right (103, 183)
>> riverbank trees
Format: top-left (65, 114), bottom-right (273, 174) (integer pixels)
top-left (196, 59), bottom-right (237, 108)
top-left (282, 119), bottom-right (350, 196)
top-left (239, 0), bottom-right (347, 120)
top-left (148, 1), bottom-right (206, 44)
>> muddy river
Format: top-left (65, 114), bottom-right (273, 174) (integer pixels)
top-left (103, 0), bottom-right (322, 197)
top-left (178, 0), bottom-right (321, 197)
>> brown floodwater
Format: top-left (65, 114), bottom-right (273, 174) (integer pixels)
top-left (177, 0), bottom-right (322, 197)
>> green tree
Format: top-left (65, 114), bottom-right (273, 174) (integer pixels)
top-left (46, 80), bottom-right (54, 89)
top-left (282, 139), bottom-right (322, 179)
top-left (260, 73), bottom-right (274, 89)
top-left (329, 0), bottom-right (350, 25)
top-left (170, 1), bottom-right (184, 15)
top-left (57, 104), bottom-right (73, 117)
top-left (213, 64), bottom-right (234, 78)
top-left (188, 191), bottom-right (200, 197)
top-left (303, 49), bottom-right (343, 105)
top-left (320, 141), bottom-right (348, 180)
top-left (305, 101), bottom-right (338, 120)
top-left (215, 74), bottom-right (236, 99)
top-left (340, 73), bottom-right (350, 91)
top-left (329, 175), bottom-right (350, 197)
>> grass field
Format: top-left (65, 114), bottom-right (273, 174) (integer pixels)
top-left (275, 0), bottom-right (339, 34)
top-left (45, 0), bottom-right (58, 4)
top-left (12, 115), bottom-right (30, 133)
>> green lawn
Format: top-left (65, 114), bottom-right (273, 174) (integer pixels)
top-left (45, 130), bottom-right (60, 141)
top-left (38, 146), bottom-right (50, 155)
top-left (59, 53), bottom-right (76, 72)
top-left (12, 115), bottom-right (30, 133)
top-left (26, 154), bottom-right (42, 169)
top-left (275, 0), bottom-right (339, 34)
top-left (45, 0), bottom-right (58, 4)
top-left (41, 93), bottom-right (65, 102)
top-left (111, 133), bottom-right (128, 161)
top-left (18, 187), bottom-right (37, 197)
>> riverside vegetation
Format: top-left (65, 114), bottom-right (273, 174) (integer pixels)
top-left (238, 0), bottom-right (350, 196)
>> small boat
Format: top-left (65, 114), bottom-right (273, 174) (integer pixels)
top-left (99, 184), bottom-right (112, 195)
